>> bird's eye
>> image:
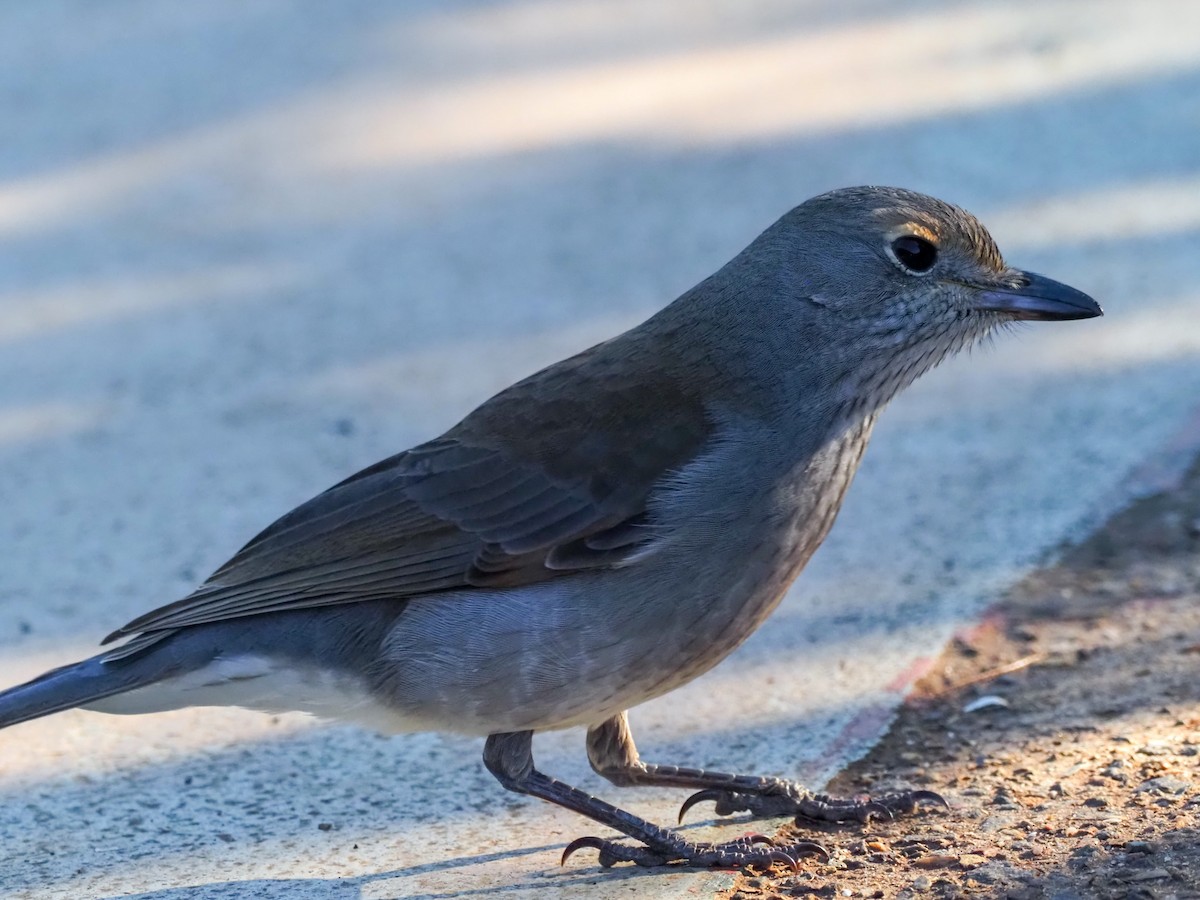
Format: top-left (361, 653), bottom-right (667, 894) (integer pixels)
top-left (889, 235), bottom-right (938, 274)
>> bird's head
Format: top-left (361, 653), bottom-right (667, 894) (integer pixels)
top-left (763, 186), bottom-right (1102, 405)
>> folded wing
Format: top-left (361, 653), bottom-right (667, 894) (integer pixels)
top-left (101, 337), bottom-right (714, 656)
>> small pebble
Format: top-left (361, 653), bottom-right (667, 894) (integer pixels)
top-left (1127, 868), bottom-right (1171, 882)
top-left (1137, 776), bottom-right (1190, 795)
top-left (912, 854), bottom-right (956, 869)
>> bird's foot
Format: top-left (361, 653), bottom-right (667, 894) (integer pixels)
top-left (680, 783), bottom-right (947, 825)
top-left (561, 830), bottom-right (828, 869)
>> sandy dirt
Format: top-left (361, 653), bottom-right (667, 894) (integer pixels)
top-left (723, 453), bottom-right (1200, 899)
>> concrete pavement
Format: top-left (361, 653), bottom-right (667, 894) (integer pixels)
top-left (1, 1), bottom-right (1199, 897)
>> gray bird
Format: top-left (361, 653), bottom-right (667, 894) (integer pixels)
top-left (0, 187), bottom-right (1100, 869)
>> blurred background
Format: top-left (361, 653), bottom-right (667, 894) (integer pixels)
top-left (1, 2), bottom-right (1198, 898)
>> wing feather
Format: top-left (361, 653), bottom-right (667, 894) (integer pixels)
top-left (102, 335), bottom-right (715, 649)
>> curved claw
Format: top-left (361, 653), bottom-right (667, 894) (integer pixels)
top-left (743, 833), bottom-right (776, 846)
top-left (786, 840), bottom-right (831, 863)
top-left (678, 788), bottom-right (725, 823)
top-left (909, 789), bottom-right (950, 810)
top-left (863, 789), bottom-right (949, 819)
top-left (857, 800), bottom-right (896, 823)
top-left (759, 850), bottom-right (799, 873)
top-left (561, 835), bottom-right (607, 867)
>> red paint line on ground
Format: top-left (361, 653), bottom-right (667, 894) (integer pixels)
top-left (884, 655), bottom-right (937, 693)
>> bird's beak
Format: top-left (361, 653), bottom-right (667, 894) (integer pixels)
top-left (973, 271), bottom-right (1103, 321)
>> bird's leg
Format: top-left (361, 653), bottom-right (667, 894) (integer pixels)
top-left (483, 730), bottom-right (823, 869)
top-left (586, 713), bottom-right (946, 826)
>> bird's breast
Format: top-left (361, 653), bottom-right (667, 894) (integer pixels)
top-left (628, 412), bottom-right (879, 688)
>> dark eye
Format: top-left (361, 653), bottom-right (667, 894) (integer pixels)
top-left (890, 235), bottom-right (938, 274)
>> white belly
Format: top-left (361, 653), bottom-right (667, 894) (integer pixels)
top-left (85, 654), bottom-right (413, 734)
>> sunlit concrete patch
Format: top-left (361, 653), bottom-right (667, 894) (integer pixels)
top-left (1019, 298), bottom-right (1200, 369)
top-left (0, 263), bottom-right (305, 342)
top-left (0, 703), bottom-right (318, 785)
top-left (986, 175), bottom-right (1200, 249)
top-left (0, 401), bottom-right (106, 446)
top-left (322, 0), bottom-right (1200, 168)
top-left (291, 313), bottom-right (646, 430)
top-left (1, 0), bottom-right (1198, 237)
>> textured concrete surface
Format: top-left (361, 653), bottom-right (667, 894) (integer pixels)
top-left (1, 1), bottom-right (1198, 897)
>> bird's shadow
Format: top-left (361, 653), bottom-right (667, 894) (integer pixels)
top-left (94, 841), bottom-right (720, 900)
top-left (0, 724), bottom-right (777, 900)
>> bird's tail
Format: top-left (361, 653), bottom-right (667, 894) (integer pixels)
top-left (0, 651), bottom-right (168, 730)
